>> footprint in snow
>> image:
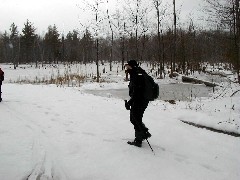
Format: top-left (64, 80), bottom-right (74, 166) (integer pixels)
top-left (82, 132), bottom-right (96, 136)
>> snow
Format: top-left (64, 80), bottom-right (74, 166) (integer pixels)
top-left (0, 63), bottom-right (240, 180)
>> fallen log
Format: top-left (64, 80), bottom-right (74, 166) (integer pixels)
top-left (206, 71), bottom-right (228, 77)
top-left (181, 120), bottom-right (240, 137)
top-left (182, 76), bottom-right (203, 84)
top-left (182, 76), bottom-right (218, 87)
top-left (203, 81), bottom-right (218, 87)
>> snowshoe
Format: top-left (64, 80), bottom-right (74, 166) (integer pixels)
top-left (127, 140), bottom-right (142, 147)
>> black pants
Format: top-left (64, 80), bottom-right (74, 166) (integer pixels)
top-left (130, 101), bottom-right (149, 141)
top-left (0, 84), bottom-right (2, 100)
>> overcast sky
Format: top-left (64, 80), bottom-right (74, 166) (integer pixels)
top-left (0, 0), bottom-right (203, 35)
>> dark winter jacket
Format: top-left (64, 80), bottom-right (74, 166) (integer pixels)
top-left (128, 67), bottom-right (148, 105)
top-left (0, 68), bottom-right (4, 85)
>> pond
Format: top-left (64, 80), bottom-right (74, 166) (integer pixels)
top-left (85, 83), bottom-right (214, 101)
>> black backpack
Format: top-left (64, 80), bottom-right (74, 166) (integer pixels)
top-left (143, 73), bottom-right (159, 101)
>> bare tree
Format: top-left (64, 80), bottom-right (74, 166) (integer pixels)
top-left (172, 0), bottom-right (177, 73)
top-left (82, 0), bottom-right (104, 82)
top-left (204, 0), bottom-right (240, 83)
top-left (234, 0), bottom-right (240, 83)
top-left (106, 0), bottom-right (114, 71)
top-left (153, 0), bottom-right (168, 78)
top-left (112, 8), bottom-right (127, 70)
top-left (123, 0), bottom-right (149, 61)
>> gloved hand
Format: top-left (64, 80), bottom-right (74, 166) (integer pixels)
top-left (124, 100), bottom-right (130, 110)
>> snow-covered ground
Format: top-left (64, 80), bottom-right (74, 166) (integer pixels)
top-left (0, 63), bottom-right (240, 180)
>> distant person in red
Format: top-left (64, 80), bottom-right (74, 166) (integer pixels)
top-left (0, 67), bottom-right (4, 102)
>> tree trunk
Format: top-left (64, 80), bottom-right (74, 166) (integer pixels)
top-left (173, 0), bottom-right (177, 73)
top-left (235, 0), bottom-right (240, 83)
top-left (96, 38), bottom-right (100, 82)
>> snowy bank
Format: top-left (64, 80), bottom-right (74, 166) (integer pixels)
top-left (0, 84), bottom-right (240, 180)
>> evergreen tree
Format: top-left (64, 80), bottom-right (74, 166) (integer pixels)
top-left (20, 19), bottom-right (37, 63)
top-left (65, 30), bottom-right (80, 63)
top-left (80, 29), bottom-right (94, 63)
top-left (44, 24), bottom-right (61, 63)
top-left (0, 31), bottom-right (10, 63)
top-left (9, 23), bottom-right (19, 68)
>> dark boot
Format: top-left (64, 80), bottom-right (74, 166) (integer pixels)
top-left (144, 131), bottom-right (151, 140)
top-left (139, 123), bottom-right (151, 140)
top-left (137, 130), bottom-right (151, 140)
top-left (127, 139), bottom-right (142, 147)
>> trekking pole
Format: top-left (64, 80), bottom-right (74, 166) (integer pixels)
top-left (146, 139), bottom-right (155, 155)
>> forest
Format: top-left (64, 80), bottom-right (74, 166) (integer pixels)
top-left (0, 0), bottom-right (239, 83)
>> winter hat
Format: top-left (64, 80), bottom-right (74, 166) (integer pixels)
top-left (127, 60), bottom-right (138, 68)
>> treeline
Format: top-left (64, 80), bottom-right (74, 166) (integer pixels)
top-left (0, 0), bottom-right (239, 83)
top-left (0, 20), bottom-right (233, 72)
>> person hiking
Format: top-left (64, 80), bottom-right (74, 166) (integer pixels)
top-left (0, 67), bottom-right (4, 102)
top-left (124, 60), bottom-right (151, 147)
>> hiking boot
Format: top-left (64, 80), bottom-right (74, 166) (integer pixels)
top-left (127, 140), bottom-right (142, 147)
